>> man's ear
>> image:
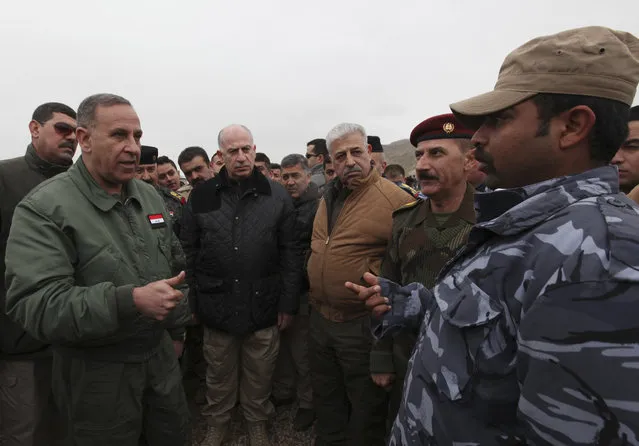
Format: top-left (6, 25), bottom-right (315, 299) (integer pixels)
top-left (367, 144), bottom-right (372, 154)
top-left (463, 149), bottom-right (477, 173)
top-left (76, 127), bottom-right (91, 154)
top-left (558, 105), bottom-right (596, 150)
top-left (28, 120), bottom-right (40, 139)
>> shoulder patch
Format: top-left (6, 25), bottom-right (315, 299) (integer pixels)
top-left (393, 199), bottom-right (421, 214)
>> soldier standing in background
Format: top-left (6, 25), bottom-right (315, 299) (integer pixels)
top-left (136, 145), bottom-right (185, 237)
top-left (156, 155), bottom-right (183, 192)
top-left (368, 136), bottom-right (387, 176)
top-left (306, 138), bottom-right (328, 193)
top-left (272, 154), bottom-right (319, 432)
top-left (614, 105), bottom-right (639, 198)
top-left (0, 101), bottom-right (77, 446)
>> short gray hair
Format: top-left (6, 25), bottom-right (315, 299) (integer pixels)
top-left (281, 154), bottom-right (309, 172)
top-left (218, 124), bottom-right (254, 148)
top-left (77, 93), bottom-right (131, 128)
top-left (326, 123), bottom-right (367, 152)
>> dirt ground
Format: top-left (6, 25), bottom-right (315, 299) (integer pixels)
top-left (184, 375), bottom-right (316, 446)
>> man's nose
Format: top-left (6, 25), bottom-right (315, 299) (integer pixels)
top-left (611, 151), bottom-right (624, 165)
top-left (344, 152), bottom-right (355, 166)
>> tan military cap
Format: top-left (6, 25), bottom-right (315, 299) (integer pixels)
top-left (451, 26), bottom-right (639, 125)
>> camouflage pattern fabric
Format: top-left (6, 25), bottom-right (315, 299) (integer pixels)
top-left (156, 185), bottom-right (184, 236)
top-left (374, 165), bottom-right (639, 445)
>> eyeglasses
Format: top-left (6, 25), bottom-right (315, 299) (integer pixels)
top-left (52, 122), bottom-right (77, 137)
top-left (305, 153), bottom-right (318, 159)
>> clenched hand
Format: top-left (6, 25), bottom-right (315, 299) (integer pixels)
top-left (133, 271), bottom-right (186, 320)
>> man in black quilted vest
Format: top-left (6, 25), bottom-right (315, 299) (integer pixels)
top-left (180, 124), bottom-right (302, 446)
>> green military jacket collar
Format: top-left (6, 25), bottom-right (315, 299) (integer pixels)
top-left (395, 182), bottom-right (476, 229)
top-left (70, 157), bottom-right (143, 212)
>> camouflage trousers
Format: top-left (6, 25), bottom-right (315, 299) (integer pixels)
top-left (51, 334), bottom-right (190, 446)
top-left (309, 311), bottom-right (387, 446)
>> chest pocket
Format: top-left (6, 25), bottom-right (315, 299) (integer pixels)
top-left (417, 273), bottom-right (520, 424)
top-left (75, 245), bottom-right (122, 286)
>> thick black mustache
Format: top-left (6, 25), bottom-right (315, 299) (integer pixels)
top-left (417, 171), bottom-right (438, 181)
top-left (473, 144), bottom-right (493, 166)
top-left (58, 142), bottom-right (75, 149)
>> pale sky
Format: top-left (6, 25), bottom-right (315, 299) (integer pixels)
top-left (2, 0), bottom-right (638, 169)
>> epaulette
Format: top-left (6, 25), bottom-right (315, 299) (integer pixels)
top-left (399, 183), bottom-right (419, 196)
top-left (169, 191), bottom-right (183, 201)
top-left (393, 199), bottom-right (421, 215)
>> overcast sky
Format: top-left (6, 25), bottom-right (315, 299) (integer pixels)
top-left (2, 0), bottom-right (638, 168)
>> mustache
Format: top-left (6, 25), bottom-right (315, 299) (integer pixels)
top-left (58, 141), bottom-right (75, 149)
top-left (473, 144), bottom-right (495, 169)
top-left (344, 166), bottom-right (362, 175)
top-left (417, 170), bottom-right (438, 181)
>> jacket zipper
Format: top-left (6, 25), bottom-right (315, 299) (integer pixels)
top-left (320, 192), bottom-right (353, 306)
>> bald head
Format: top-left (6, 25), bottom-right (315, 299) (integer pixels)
top-left (216, 124), bottom-right (256, 180)
top-left (218, 124), bottom-right (254, 150)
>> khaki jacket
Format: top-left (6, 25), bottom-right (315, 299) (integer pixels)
top-left (308, 169), bottom-right (413, 321)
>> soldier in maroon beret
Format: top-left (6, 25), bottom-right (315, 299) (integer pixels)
top-left (370, 113), bottom-right (481, 433)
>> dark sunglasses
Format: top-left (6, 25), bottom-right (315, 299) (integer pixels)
top-left (305, 153), bottom-right (318, 159)
top-left (45, 122), bottom-right (76, 137)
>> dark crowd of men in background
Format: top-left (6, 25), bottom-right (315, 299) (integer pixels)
top-left (1, 25), bottom-right (639, 446)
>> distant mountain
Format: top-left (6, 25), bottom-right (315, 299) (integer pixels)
top-left (384, 139), bottom-right (416, 175)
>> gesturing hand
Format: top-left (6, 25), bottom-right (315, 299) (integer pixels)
top-left (132, 271), bottom-right (186, 321)
top-left (345, 272), bottom-right (391, 319)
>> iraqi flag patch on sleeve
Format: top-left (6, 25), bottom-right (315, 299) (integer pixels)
top-left (148, 213), bottom-right (166, 228)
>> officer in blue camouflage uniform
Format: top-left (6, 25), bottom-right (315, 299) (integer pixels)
top-left (348, 26), bottom-right (639, 444)
top-left (137, 145), bottom-right (185, 237)
top-left (370, 114), bottom-right (477, 434)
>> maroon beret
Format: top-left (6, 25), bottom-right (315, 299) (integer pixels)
top-left (409, 113), bottom-right (475, 147)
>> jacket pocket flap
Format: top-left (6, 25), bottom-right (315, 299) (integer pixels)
top-left (435, 273), bottom-right (503, 328)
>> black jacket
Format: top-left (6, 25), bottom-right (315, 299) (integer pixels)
top-left (0, 145), bottom-right (69, 358)
top-left (180, 167), bottom-right (302, 335)
top-left (294, 183), bottom-right (320, 294)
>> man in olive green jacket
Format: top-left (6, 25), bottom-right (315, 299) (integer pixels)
top-left (0, 101), bottom-right (77, 446)
top-left (4, 94), bottom-right (191, 446)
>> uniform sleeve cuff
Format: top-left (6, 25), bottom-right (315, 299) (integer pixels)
top-left (115, 285), bottom-right (137, 319)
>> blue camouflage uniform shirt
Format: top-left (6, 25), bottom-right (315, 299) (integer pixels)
top-left (375, 166), bottom-right (639, 445)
